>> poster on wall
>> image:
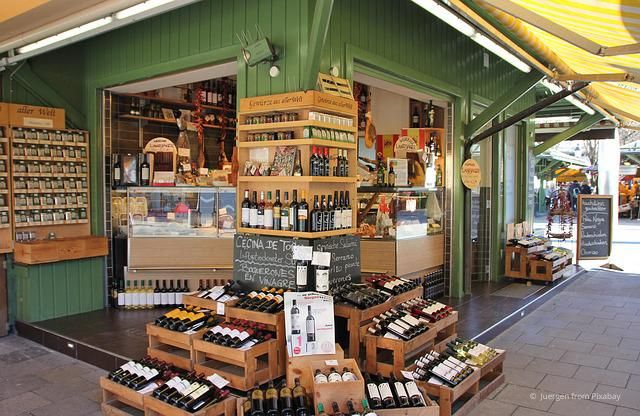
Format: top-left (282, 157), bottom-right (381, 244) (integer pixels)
top-left (284, 292), bottom-right (335, 357)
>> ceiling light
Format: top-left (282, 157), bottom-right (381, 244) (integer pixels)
top-left (470, 33), bottom-right (531, 73)
top-left (534, 116), bottom-right (579, 124)
top-left (116, 0), bottom-right (176, 20)
top-left (541, 79), bottom-right (596, 115)
top-left (412, 0), bottom-right (475, 37)
top-left (411, 0), bottom-right (531, 72)
top-left (17, 17), bottom-right (113, 54)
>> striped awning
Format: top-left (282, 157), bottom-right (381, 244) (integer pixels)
top-left (475, 0), bottom-right (640, 124)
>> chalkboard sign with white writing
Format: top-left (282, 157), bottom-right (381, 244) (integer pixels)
top-left (233, 234), bottom-right (361, 290)
top-left (577, 195), bottom-right (612, 260)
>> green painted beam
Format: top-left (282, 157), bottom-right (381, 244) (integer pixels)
top-left (533, 113), bottom-right (604, 156)
top-left (465, 72), bottom-right (542, 138)
top-left (303, 0), bottom-right (334, 90)
top-left (490, 117), bottom-right (503, 282)
top-left (538, 160), bottom-right (563, 177)
top-left (11, 62), bottom-right (86, 129)
top-left (451, 96), bottom-right (467, 297)
top-left (625, 154), bottom-right (640, 165)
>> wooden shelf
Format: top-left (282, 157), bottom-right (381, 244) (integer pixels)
top-left (237, 176), bottom-right (357, 183)
top-left (238, 120), bottom-right (357, 133)
top-left (14, 235), bottom-right (108, 265)
top-left (118, 92), bottom-right (236, 113)
top-left (237, 227), bottom-right (356, 238)
top-left (0, 138), bottom-right (8, 143)
top-left (237, 138), bottom-right (357, 149)
top-left (16, 219), bottom-right (89, 227)
top-left (120, 114), bottom-right (224, 129)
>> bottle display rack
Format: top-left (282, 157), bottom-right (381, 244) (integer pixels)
top-left (0, 129), bottom-right (12, 253)
top-left (143, 394), bottom-right (236, 416)
top-left (235, 91), bottom-right (358, 238)
top-left (99, 376), bottom-right (146, 415)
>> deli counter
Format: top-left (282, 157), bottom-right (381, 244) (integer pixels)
top-left (357, 186), bottom-right (444, 277)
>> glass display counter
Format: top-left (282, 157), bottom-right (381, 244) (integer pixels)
top-left (357, 186), bottom-right (445, 276)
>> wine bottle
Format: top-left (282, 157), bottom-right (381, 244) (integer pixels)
top-left (326, 194), bottom-right (335, 231)
top-left (391, 375), bottom-right (410, 407)
top-left (279, 380), bottom-right (295, 416)
top-left (113, 154), bottom-right (121, 187)
top-left (327, 367), bottom-right (342, 383)
top-left (411, 107), bottom-right (420, 128)
top-left (264, 191), bottom-right (274, 230)
top-left (298, 191), bottom-right (308, 232)
top-left (404, 380), bottom-right (425, 407)
top-left (317, 404), bottom-right (328, 416)
top-left (132, 280), bottom-right (140, 310)
top-left (306, 305), bottom-right (316, 343)
top-left (323, 148), bottom-right (330, 177)
top-left (257, 191), bottom-right (266, 229)
top-left (342, 367), bottom-right (357, 382)
top-left (241, 189), bottom-right (251, 227)
top-left (140, 154), bottom-right (150, 186)
top-left (311, 195), bottom-right (322, 232)
top-left (251, 385), bottom-right (266, 415)
top-left (332, 402), bottom-right (345, 416)
top-left (333, 191), bottom-right (342, 230)
top-left (273, 190), bottom-right (282, 231)
top-left (364, 373), bottom-right (383, 409)
top-left (343, 191), bottom-right (352, 229)
top-left (116, 281), bottom-right (125, 309)
top-left (314, 369), bottom-right (328, 383)
top-left (377, 374), bottom-right (396, 408)
top-left (311, 146), bottom-right (318, 176)
top-left (293, 149), bottom-right (303, 176)
top-left (281, 191), bottom-right (290, 231)
top-left (249, 191), bottom-right (259, 228)
top-left (290, 190), bottom-right (299, 232)
top-left (168, 280), bottom-right (176, 307)
top-left (293, 378), bottom-right (309, 416)
top-left (291, 299), bottom-right (301, 335)
top-left (315, 263), bottom-right (329, 294)
top-left (347, 401), bottom-right (361, 416)
top-left (265, 381), bottom-right (279, 416)
top-left (362, 399), bottom-right (377, 416)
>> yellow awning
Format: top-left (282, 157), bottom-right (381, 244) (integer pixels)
top-left (476, 0), bottom-right (640, 124)
top-left (555, 168), bottom-right (586, 183)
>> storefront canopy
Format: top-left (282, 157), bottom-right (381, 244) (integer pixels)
top-left (555, 168), bottom-right (587, 183)
top-left (475, 0), bottom-right (640, 124)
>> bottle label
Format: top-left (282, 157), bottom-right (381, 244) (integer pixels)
top-left (281, 212), bottom-right (290, 230)
top-left (291, 313), bottom-right (301, 333)
top-left (404, 381), bottom-right (424, 404)
top-left (146, 292), bottom-right (154, 306)
top-left (117, 292), bottom-right (125, 307)
top-left (367, 383), bottom-right (382, 400)
top-left (175, 292), bottom-right (183, 305)
top-left (394, 381), bottom-right (409, 399)
top-left (241, 207), bottom-right (250, 224)
top-left (249, 209), bottom-right (258, 226)
top-left (160, 292), bottom-right (168, 305)
top-left (296, 265), bottom-right (308, 286)
top-left (153, 292), bottom-right (162, 305)
top-left (328, 372), bottom-right (342, 383)
top-left (344, 209), bottom-right (352, 228)
top-left (378, 383), bottom-right (393, 400)
top-left (315, 269), bottom-right (329, 292)
top-left (298, 209), bottom-right (308, 220)
top-left (334, 209), bottom-right (342, 229)
top-left (313, 213), bottom-right (323, 232)
top-left (342, 371), bottom-right (357, 382)
top-left (314, 373), bottom-right (328, 383)
top-left (131, 292), bottom-right (139, 307)
top-left (257, 214), bottom-right (264, 227)
top-left (141, 167), bottom-right (150, 180)
top-left (114, 170), bottom-right (121, 180)
top-left (273, 207), bottom-right (280, 218)
top-left (167, 292), bottom-right (175, 305)
top-left (264, 210), bottom-right (273, 227)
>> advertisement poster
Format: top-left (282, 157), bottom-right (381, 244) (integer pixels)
top-left (284, 292), bottom-right (335, 357)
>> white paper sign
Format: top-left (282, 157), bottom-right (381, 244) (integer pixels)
top-left (312, 251), bottom-right (331, 267)
top-left (293, 246), bottom-right (314, 261)
top-left (216, 302), bottom-right (225, 315)
top-left (325, 360), bottom-right (339, 366)
top-left (284, 292), bottom-right (335, 357)
top-left (401, 370), bottom-right (415, 380)
top-left (207, 374), bottom-right (230, 389)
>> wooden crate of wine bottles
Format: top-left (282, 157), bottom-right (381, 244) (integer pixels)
top-left (182, 294), bottom-right (236, 316)
top-left (143, 394), bottom-right (236, 416)
top-left (375, 386), bottom-right (440, 416)
top-left (192, 338), bottom-right (279, 391)
top-left (146, 323), bottom-right (206, 371)
top-left (310, 359), bottom-right (365, 415)
top-left (100, 377), bottom-right (146, 416)
top-left (286, 343), bottom-right (344, 395)
top-left (528, 256), bottom-right (570, 282)
top-left (412, 350), bottom-right (506, 416)
top-left (334, 286), bottom-right (423, 360)
top-left (364, 324), bottom-right (438, 378)
top-left (431, 311), bottom-right (459, 353)
top-left (225, 306), bottom-right (286, 375)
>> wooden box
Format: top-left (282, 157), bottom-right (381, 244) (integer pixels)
top-left (431, 311), bottom-right (459, 353)
top-left (375, 388), bottom-right (440, 416)
top-left (365, 326), bottom-right (437, 378)
top-left (193, 338), bottom-right (278, 391)
top-left (310, 358), bottom-right (365, 415)
top-left (100, 377), bottom-right (145, 416)
top-left (143, 394), bottom-right (236, 416)
top-left (287, 343), bottom-right (344, 394)
top-left (528, 256), bottom-right (569, 282)
top-left (146, 323), bottom-right (206, 370)
top-left (225, 306), bottom-right (286, 376)
top-left (334, 286), bottom-right (423, 360)
top-left (414, 350), bottom-right (506, 416)
top-left (13, 235), bottom-right (108, 265)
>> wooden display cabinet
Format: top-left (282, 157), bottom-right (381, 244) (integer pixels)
top-left (236, 91), bottom-right (358, 238)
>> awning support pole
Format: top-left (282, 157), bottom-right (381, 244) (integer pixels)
top-left (533, 113), bottom-right (604, 156)
top-left (465, 71), bottom-right (543, 138)
top-left (303, 0), bottom-right (334, 91)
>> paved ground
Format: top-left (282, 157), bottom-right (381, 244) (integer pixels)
top-left (470, 269), bottom-right (640, 416)
top-left (2, 269), bottom-right (640, 416)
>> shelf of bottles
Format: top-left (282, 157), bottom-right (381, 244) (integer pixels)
top-left (236, 91), bottom-right (359, 238)
top-left (0, 127), bottom-right (11, 253)
top-left (9, 126), bottom-right (91, 238)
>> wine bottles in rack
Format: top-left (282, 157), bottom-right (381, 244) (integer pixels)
top-left (234, 286), bottom-right (289, 312)
top-left (242, 378), bottom-right (310, 416)
top-left (411, 350), bottom-right (475, 386)
top-left (201, 318), bottom-right (274, 349)
top-left (153, 306), bottom-right (218, 333)
top-left (151, 373), bottom-right (230, 412)
top-left (362, 372), bottom-right (427, 410)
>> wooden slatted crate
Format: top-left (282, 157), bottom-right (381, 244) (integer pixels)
top-left (143, 394), bottom-right (236, 416)
top-left (146, 323), bottom-right (206, 370)
top-left (100, 377), bottom-right (146, 416)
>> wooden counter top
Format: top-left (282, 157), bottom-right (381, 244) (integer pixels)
top-left (14, 235), bottom-right (108, 265)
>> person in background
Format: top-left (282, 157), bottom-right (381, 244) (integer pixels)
top-left (545, 184), bottom-right (553, 211)
top-left (568, 180), bottom-right (580, 211)
top-left (580, 181), bottom-right (592, 195)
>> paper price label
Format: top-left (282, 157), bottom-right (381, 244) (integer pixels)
top-left (325, 360), bottom-right (339, 366)
top-left (312, 251), bottom-right (331, 267)
top-left (207, 373), bottom-right (230, 389)
top-left (400, 370), bottom-right (415, 380)
top-left (293, 246), bottom-right (313, 261)
top-left (216, 302), bottom-right (225, 315)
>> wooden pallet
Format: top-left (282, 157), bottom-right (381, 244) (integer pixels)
top-left (146, 323), bottom-right (206, 370)
top-left (528, 256), bottom-right (570, 282)
top-left (100, 377), bottom-right (145, 416)
top-left (224, 306), bottom-right (286, 376)
top-left (414, 350), bottom-right (506, 416)
top-left (334, 286), bottom-right (423, 360)
top-left (192, 338), bottom-right (278, 391)
top-left (143, 394), bottom-right (236, 416)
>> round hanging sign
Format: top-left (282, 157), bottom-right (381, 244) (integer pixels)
top-left (461, 159), bottom-right (481, 189)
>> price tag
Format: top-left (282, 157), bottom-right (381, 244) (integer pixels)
top-left (207, 374), bottom-right (230, 389)
top-left (325, 360), bottom-right (339, 366)
top-left (198, 168), bottom-right (209, 176)
top-left (400, 370), bottom-right (415, 380)
top-left (293, 246), bottom-right (313, 261)
top-left (312, 251), bottom-right (331, 267)
top-left (167, 212), bottom-right (176, 220)
top-left (216, 302), bottom-right (225, 316)
top-left (219, 207), bottom-right (228, 215)
top-left (178, 148), bottom-right (190, 157)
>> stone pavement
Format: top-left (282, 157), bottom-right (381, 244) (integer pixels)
top-left (2, 269), bottom-right (640, 416)
top-left (470, 269), bottom-right (640, 416)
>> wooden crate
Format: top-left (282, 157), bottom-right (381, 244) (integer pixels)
top-left (431, 311), bottom-right (459, 353)
top-left (414, 350), bottom-right (506, 416)
top-left (181, 295), bottom-right (235, 315)
top-left (225, 306), bottom-right (286, 376)
top-left (528, 256), bottom-right (569, 282)
top-left (310, 358), bottom-right (364, 415)
top-left (364, 326), bottom-right (438, 378)
top-left (334, 286), bottom-right (423, 360)
top-left (143, 394), bottom-right (236, 416)
top-left (375, 390), bottom-right (440, 416)
top-left (287, 343), bottom-right (344, 394)
top-left (193, 338), bottom-right (278, 391)
top-left (146, 323), bottom-right (206, 370)
top-left (100, 377), bottom-right (145, 416)
top-left (504, 245), bottom-right (543, 278)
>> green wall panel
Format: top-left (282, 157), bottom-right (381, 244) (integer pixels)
top-left (14, 257), bottom-right (104, 322)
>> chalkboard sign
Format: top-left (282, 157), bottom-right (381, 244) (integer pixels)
top-left (577, 195), bottom-right (612, 260)
top-left (233, 234), bottom-right (310, 290)
top-left (313, 235), bottom-right (361, 288)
